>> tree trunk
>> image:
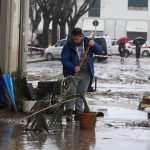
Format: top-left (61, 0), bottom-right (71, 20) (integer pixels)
top-left (51, 20), bottom-right (58, 45)
top-left (68, 21), bottom-right (77, 34)
top-left (41, 15), bottom-right (50, 56)
top-left (59, 23), bottom-right (66, 39)
top-left (42, 17), bottom-right (50, 48)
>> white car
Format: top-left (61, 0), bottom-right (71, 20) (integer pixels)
top-left (44, 39), bottom-right (66, 61)
top-left (111, 39), bottom-right (119, 55)
top-left (125, 40), bottom-right (150, 57)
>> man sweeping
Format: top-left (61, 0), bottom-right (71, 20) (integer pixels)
top-left (61, 28), bottom-right (104, 122)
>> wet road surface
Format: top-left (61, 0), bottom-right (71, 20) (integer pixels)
top-left (1, 57), bottom-right (150, 150)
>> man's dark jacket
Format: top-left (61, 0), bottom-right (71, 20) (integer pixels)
top-left (61, 37), bottom-right (104, 77)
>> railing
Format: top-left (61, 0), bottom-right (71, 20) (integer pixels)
top-left (27, 45), bottom-right (45, 58)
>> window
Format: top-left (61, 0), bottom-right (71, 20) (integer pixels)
top-left (89, 0), bottom-right (100, 17)
top-left (55, 40), bottom-right (66, 47)
top-left (128, 0), bottom-right (148, 10)
top-left (127, 32), bottom-right (147, 40)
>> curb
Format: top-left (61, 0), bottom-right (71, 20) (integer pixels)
top-left (27, 58), bottom-right (47, 63)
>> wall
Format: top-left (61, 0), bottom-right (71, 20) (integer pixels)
top-left (101, 0), bottom-right (150, 20)
top-left (0, 0), bottom-right (20, 73)
top-left (0, 0), bottom-right (28, 74)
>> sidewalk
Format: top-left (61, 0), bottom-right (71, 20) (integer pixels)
top-left (27, 55), bottom-right (46, 63)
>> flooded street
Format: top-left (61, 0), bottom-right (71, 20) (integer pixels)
top-left (1, 57), bottom-right (150, 150)
top-left (0, 119), bottom-right (150, 150)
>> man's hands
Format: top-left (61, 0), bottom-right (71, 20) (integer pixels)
top-left (74, 66), bottom-right (80, 73)
top-left (88, 40), bottom-right (95, 47)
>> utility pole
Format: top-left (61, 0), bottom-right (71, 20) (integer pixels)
top-left (0, 0), bottom-right (29, 104)
top-left (19, 0), bottom-right (29, 80)
top-left (0, 0), bottom-right (12, 72)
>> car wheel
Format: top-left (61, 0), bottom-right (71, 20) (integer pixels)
top-left (46, 53), bottom-right (53, 61)
top-left (124, 49), bottom-right (130, 58)
top-left (142, 50), bottom-right (150, 57)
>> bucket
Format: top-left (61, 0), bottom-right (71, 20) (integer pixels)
top-left (79, 112), bottom-right (96, 129)
top-left (22, 100), bottom-right (36, 113)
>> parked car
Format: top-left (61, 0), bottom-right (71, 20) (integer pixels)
top-left (92, 35), bottom-right (112, 62)
top-left (111, 39), bottom-right (130, 58)
top-left (93, 35), bottom-right (112, 56)
top-left (44, 39), bottom-right (67, 61)
top-left (44, 35), bottom-right (112, 61)
top-left (125, 40), bottom-right (150, 57)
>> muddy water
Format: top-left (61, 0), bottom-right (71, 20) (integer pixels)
top-left (0, 120), bottom-right (150, 150)
top-left (0, 122), bottom-right (96, 150)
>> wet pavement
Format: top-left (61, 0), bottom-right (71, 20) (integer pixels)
top-left (0, 118), bottom-right (150, 150)
top-left (1, 57), bottom-right (150, 150)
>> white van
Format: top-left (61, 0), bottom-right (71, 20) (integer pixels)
top-left (93, 35), bottom-right (112, 56)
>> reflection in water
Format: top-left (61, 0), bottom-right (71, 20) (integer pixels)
top-left (0, 122), bottom-right (96, 150)
top-left (24, 132), bottom-right (47, 149)
top-left (136, 60), bottom-right (140, 69)
top-left (0, 123), bottom-right (14, 150)
top-left (0, 123), bottom-right (25, 150)
top-left (1, 122), bottom-right (150, 150)
top-left (79, 128), bottom-right (95, 150)
top-left (61, 122), bottom-right (96, 150)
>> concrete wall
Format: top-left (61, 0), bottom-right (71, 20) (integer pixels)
top-left (0, 0), bottom-right (28, 74)
top-left (0, 0), bottom-right (20, 73)
top-left (101, 0), bottom-right (150, 20)
top-left (10, 0), bottom-right (20, 73)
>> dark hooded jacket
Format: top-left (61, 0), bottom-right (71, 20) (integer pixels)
top-left (61, 37), bottom-right (104, 77)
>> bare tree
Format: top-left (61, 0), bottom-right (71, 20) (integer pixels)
top-left (51, 0), bottom-right (74, 44)
top-left (51, 0), bottom-right (66, 44)
top-left (36, 0), bottom-right (59, 49)
top-left (52, 0), bottom-right (96, 40)
top-left (58, 0), bottom-right (74, 40)
top-left (67, 0), bottom-right (96, 33)
top-left (29, 0), bottom-right (96, 48)
top-left (29, 0), bottom-right (42, 33)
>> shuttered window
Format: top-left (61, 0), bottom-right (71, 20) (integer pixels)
top-left (127, 32), bottom-right (147, 40)
top-left (128, 0), bottom-right (148, 10)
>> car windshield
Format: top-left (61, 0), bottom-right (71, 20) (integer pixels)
top-left (128, 41), bottom-right (134, 46)
top-left (145, 41), bottom-right (150, 46)
top-left (55, 40), bottom-right (66, 47)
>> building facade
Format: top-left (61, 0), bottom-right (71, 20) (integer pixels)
top-left (77, 0), bottom-right (150, 41)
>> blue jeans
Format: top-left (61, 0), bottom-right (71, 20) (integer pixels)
top-left (66, 72), bottom-right (90, 112)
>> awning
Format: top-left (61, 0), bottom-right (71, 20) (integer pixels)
top-left (127, 21), bottom-right (148, 32)
top-left (82, 19), bottom-right (104, 31)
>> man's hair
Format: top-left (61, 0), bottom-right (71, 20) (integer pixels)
top-left (71, 28), bottom-right (83, 36)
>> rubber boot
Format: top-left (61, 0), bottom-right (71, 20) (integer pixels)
top-left (74, 110), bottom-right (82, 121)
